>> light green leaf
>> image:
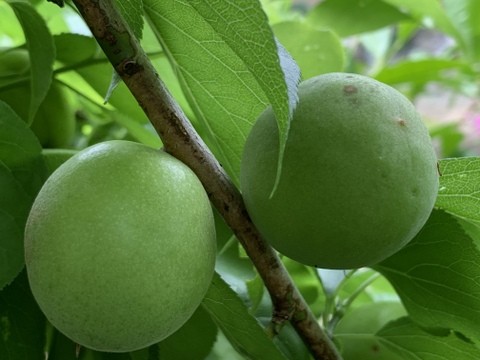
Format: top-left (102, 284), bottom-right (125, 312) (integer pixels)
top-left (144, 0), bottom-right (298, 185)
top-left (383, 0), bottom-right (463, 48)
top-left (0, 2), bottom-right (24, 45)
top-left (113, 0), bottom-right (144, 40)
top-left (374, 210), bottom-right (480, 344)
top-left (185, 0), bottom-right (300, 191)
top-left (8, 0), bottom-right (55, 124)
top-left (273, 21), bottom-right (345, 80)
top-left (76, 63), bottom-right (150, 124)
top-left (378, 317), bottom-right (480, 359)
top-left (436, 157), bottom-right (480, 224)
top-left (443, 0), bottom-right (480, 60)
top-left (374, 59), bottom-right (470, 85)
top-left (307, 0), bottom-right (410, 37)
top-left (201, 272), bottom-right (288, 360)
top-left (112, 112), bottom-right (162, 148)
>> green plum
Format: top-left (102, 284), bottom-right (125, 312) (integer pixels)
top-left (25, 140), bottom-right (216, 352)
top-left (240, 72), bottom-right (438, 269)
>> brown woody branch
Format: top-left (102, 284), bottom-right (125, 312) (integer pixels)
top-left (71, 0), bottom-right (341, 358)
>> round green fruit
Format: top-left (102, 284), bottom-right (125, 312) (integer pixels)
top-left (25, 140), bottom-right (216, 352)
top-left (240, 72), bottom-right (438, 269)
top-left (334, 302), bottom-right (407, 360)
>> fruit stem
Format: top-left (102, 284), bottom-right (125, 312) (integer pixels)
top-left (71, 0), bottom-right (342, 359)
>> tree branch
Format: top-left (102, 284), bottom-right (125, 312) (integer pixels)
top-left (71, 0), bottom-right (342, 358)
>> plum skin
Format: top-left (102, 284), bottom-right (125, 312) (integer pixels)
top-left (24, 140), bottom-right (216, 352)
top-left (240, 72), bottom-right (439, 269)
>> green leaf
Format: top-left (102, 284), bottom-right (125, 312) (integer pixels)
top-left (144, 0), bottom-right (297, 185)
top-left (383, 0), bottom-right (463, 47)
top-left (334, 302), bottom-right (407, 360)
top-left (0, 101), bottom-right (48, 288)
top-left (306, 0), bottom-right (411, 37)
top-left (201, 272), bottom-right (288, 360)
top-left (443, 0), bottom-right (480, 61)
top-left (185, 1), bottom-right (300, 189)
top-left (54, 33), bottom-right (99, 65)
top-left (157, 305), bottom-right (217, 360)
top-left (374, 59), bottom-right (470, 85)
top-left (7, 0), bottom-right (55, 124)
top-left (112, 112), bottom-right (162, 148)
top-left (0, 270), bottom-right (46, 359)
top-left (48, 329), bottom-right (140, 359)
top-left (436, 157), bottom-right (480, 224)
top-left (273, 21), bottom-right (345, 80)
top-left (41, 149), bottom-right (78, 175)
top-left (76, 63), bottom-right (150, 124)
top-left (113, 0), bottom-right (144, 40)
top-left (374, 210), bottom-right (480, 344)
top-left (0, 2), bottom-right (24, 45)
top-left (378, 317), bottom-right (480, 359)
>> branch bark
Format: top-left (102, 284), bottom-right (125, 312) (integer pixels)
top-left (71, 0), bottom-right (342, 359)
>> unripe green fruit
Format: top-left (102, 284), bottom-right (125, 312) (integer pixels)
top-left (334, 302), bottom-right (407, 360)
top-left (240, 73), bottom-right (438, 269)
top-left (25, 140), bottom-right (216, 352)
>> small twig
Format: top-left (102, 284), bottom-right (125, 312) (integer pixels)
top-left (71, 0), bottom-right (341, 358)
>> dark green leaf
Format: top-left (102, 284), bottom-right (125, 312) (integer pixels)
top-left (157, 305), bottom-right (217, 360)
top-left (8, 0), bottom-right (55, 124)
top-left (49, 329), bottom-right (141, 360)
top-left (307, 0), bottom-right (410, 37)
top-left (41, 149), bottom-right (78, 175)
top-left (201, 272), bottom-right (287, 360)
top-left (374, 210), bottom-right (480, 343)
top-left (0, 101), bottom-right (48, 288)
top-left (54, 34), bottom-right (98, 65)
top-left (436, 157), bottom-right (480, 224)
top-left (378, 317), bottom-right (480, 359)
top-left (0, 270), bottom-right (46, 360)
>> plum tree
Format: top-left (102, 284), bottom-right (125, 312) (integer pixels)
top-left (240, 72), bottom-right (439, 269)
top-left (24, 140), bottom-right (216, 352)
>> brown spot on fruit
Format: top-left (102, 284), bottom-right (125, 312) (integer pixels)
top-left (397, 118), bottom-right (406, 126)
top-left (344, 85), bottom-right (357, 94)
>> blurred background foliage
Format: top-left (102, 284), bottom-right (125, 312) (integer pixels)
top-left (1, 0), bottom-right (480, 359)
top-left (2, 0), bottom-right (479, 160)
